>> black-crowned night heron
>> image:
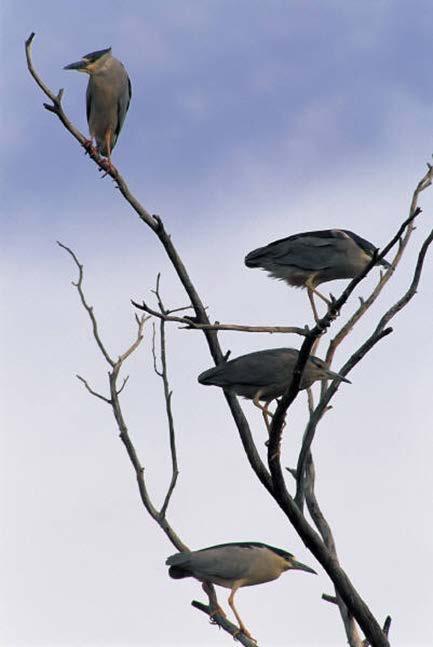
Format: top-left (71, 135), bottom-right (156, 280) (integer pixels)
top-left (167, 542), bottom-right (316, 640)
top-left (64, 47), bottom-right (131, 167)
top-left (198, 347), bottom-right (350, 429)
top-left (245, 229), bottom-right (391, 321)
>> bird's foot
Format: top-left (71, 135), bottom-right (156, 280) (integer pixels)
top-left (233, 626), bottom-right (257, 643)
top-left (326, 295), bottom-right (339, 321)
top-left (83, 139), bottom-right (97, 156)
top-left (209, 605), bottom-right (227, 624)
top-left (98, 158), bottom-right (117, 177)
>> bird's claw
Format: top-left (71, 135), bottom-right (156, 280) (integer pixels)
top-left (233, 628), bottom-right (257, 643)
top-left (98, 158), bottom-right (117, 177)
top-left (209, 606), bottom-right (227, 624)
top-left (82, 139), bottom-right (97, 156)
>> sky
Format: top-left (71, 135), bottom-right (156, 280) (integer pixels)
top-left (1, 1), bottom-right (433, 645)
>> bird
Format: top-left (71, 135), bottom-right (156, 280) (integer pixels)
top-left (166, 541), bottom-right (316, 641)
top-left (245, 229), bottom-right (391, 322)
top-left (64, 47), bottom-right (131, 168)
top-left (198, 347), bottom-right (350, 430)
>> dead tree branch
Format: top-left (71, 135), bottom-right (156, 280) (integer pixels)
top-left (305, 453), bottom-right (364, 647)
top-left (192, 601), bottom-right (258, 647)
top-left (150, 277), bottom-right (179, 517)
top-left (325, 169), bottom-right (430, 367)
top-left (267, 200), bottom-right (427, 466)
top-left (322, 594), bottom-right (338, 605)
top-left (59, 241), bottom-right (185, 551)
top-left (60, 246), bottom-right (246, 641)
top-left (27, 34), bottom-right (433, 646)
top-left (29, 37), bottom-right (389, 645)
top-left (57, 242), bottom-right (115, 366)
top-left (75, 374), bottom-right (111, 404)
top-left (294, 223), bottom-right (433, 507)
top-left (133, 298), bottom-right (308, 336)
top-left (286, 398), bottom-right (363, 647)
top-left (265, 167), bottom-right (432, 518)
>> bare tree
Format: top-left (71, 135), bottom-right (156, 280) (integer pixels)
top-left (26, 33), bottom-right (433, 647)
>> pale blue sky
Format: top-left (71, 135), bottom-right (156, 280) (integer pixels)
top-left (1, 2), bottom-right (433, 646)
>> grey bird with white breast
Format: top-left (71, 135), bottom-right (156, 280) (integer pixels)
top-left (64, 47), bottom-right (131, 169)
top-left (245, 229), bottom-right (390, 321)
top-left (167, 542), bottom-right (316, 641)
top-left (198, 347), bottom-right (350, 430)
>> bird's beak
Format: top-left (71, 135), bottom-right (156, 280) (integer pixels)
top-left (326, 370), bottom-right (351, 384)
top-left (64, 60), bottom-right (88, 71)
top-left (291, 560), bottom-right (317, 574)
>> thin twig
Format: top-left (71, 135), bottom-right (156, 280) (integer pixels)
top-left (58, 241), bottom-right (115, 367)
top-left (151, 277), bottom-right (180, 518)
top-left (76, 374), bottom-right (111, 404)
top-left (116, 375), bottom-right (129, 396)
top-left (118, 315), bottom-right (148, 363)
top-left (362, 616), bottom-right (392, 646)
top-left (151, 323), bottom-right (163, 377)
top-left (383, 616), bottom-right (392, 638)
top-left (322, 594), bottom-right (338, 605)
top-left (132, 300), bottom-right (308, 336)
top-left (109, 362), bottom-right (187, 550)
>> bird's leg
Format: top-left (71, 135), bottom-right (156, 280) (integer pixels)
top-left (307, 287), bottom-right (322, 325)
top-left (253, 397), bottom-right (288, 448)
top-left (100, 130), bottom-right (116, 174)
top-left (202, 581), bottom-right (226, 623)
top-left (313, 286), bottom-right (332, 305)
top-left (262, 401), bottom-right (272, 435)
top-left (228, 589), bottom-right (257, 643)
top-left (311, 335), bottom-right (321, 355)
top-left (253, 393), bottom-right (272, 435)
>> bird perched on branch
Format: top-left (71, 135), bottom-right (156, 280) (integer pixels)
top-left (166, 542), bottom-right (316, 641)
top-left (64, 47), bottom-right (131, 168)
top-left (198, 347), bottom-right (350, 430)
top-left (245, 229), bottom-right (391, 321)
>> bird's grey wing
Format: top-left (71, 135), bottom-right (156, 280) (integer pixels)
top-left (204, 356), bottom-right (271, 387)
top-left (246, 231), bottom-right (331, 268)
top-left (180, 548), bottom-right (249, 581)
top-left (115, 73), bottom-right (132, 139)
top-left (223, 350), bottom-right (295, 387)
top-left (269, 235), bottom-right (337, 270)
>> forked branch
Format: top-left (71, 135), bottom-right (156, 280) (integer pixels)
top-left (59, 241), bottom-right (185, 550)
top-left (60, 246), bottom-right (253, 642)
